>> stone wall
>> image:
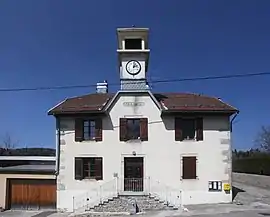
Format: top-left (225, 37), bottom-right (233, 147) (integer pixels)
top-left (232, 172), bottom-right (270, 189)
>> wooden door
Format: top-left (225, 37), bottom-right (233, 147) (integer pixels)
top-left (8, 179), bottom-right (56, 210)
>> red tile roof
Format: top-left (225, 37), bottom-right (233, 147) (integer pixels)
top-left (48, 92), bottom-right (238, 115)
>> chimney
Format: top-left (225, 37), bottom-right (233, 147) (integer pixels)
top-left (96, 80), bottom-right (108, 93)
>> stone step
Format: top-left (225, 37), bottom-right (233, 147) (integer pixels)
top-left (86, 195), bottom-right (177, 214)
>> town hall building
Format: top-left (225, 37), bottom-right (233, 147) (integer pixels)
top-left (48, 27), bottom-right (239, 213)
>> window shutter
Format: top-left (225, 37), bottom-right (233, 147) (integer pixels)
top-left (95, 119), bottom-right (103, 141)
top-left (182, 156), bottom-right (197, 179)
top-left (75, 119), bottom-right (83, 142)
top-left (140, 118), bottom-right (148, 141)
top-left (75, 157), bottom-right (83, 180)
top-left (95, 157), bottom-right (103, 180)
top-left (119, 118), bottom-right (127, 141)
top-left (196, 118), bottom-right (203, 141)
top-left (175, 118), bottom-right (183, 141)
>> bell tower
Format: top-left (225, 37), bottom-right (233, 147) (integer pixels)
top-left (117, 27), bottom-right (150, 90)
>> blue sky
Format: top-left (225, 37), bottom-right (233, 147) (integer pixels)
top-left (0, 0), bottom-right (270, 150)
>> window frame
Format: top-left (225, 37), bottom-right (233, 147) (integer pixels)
top-left (83, 119), bottom-right (96, 141)
top-left (181, 118), bottom-right (197, 141)
top-left (175, 116), bottom-right (203, 142)
top-left (75, 157), bottom-right (103, 180)
top-left (82, 157), bottom-right (97, 179)
top-left (126, 118), bottom-right (141, 140)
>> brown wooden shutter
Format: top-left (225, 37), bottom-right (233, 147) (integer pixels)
top-left (75, 119), bottom-right (83, 142)
top-left (196, 118), bottom-right (203, 141)
top-left (175, 118), bottom-right (183, 141)
top-left (140, 118), bottom-right (148, 141)
top-left (119, 118), bottom-right (127, 141)
top-left (75, 157), bottom-right (83, 180)
top-left (95, 157), bottom-right (103, 180)
top-left (182, 156), bottom-right (197, 179)
top-left (95, 118), bottom-right (103, 141)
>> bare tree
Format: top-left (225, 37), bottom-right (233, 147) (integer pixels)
top-left (1, 132), bottom-right (18, 149)
top-left (255, 126), bottom-right (270, 153)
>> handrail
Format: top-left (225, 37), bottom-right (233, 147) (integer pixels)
top-left (148, 177), bottom-right (182, 208)
top-left (72, 176), bottom-right (182, 213)
top-left (73, 178), bottom-right (118, 212)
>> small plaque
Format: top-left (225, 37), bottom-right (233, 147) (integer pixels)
top-left (123, 102), bottom-right (145, 107)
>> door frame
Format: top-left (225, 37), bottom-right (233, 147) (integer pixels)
top-left (120, 154), bottom-right (147, 194)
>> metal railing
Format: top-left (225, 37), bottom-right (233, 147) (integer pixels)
top-left (72, 177), bottom-right (182, 213)
top-left (73, 178), bottom-right (118, 212)
top-left (148, 177), bottom-right (182, 209)
top-left (124, 178), bottom-right (144, 192)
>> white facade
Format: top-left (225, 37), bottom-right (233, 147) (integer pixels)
top-left (56, 93), bottom-right (232, 212)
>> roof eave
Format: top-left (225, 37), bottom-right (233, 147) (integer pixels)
top-left (49, 110), bottom-right (107, 117)
top-left (161, 109), bottom-right (239, 115)
top-left (0, 170), bottom-right (56, 175)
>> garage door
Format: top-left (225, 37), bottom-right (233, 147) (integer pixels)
top-left (8, 179), bottom-right (56, 210)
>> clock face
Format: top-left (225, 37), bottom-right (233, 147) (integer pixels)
top-left (126, 60), bottom-right (141, 75)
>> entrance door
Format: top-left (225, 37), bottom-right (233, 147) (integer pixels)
top-left (124, 157), bottom-right (144, 192)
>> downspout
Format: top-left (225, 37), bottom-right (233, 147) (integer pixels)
top-left (229, 111), bottom-right (239, 198)
top-left (55, 116), bottom-right (60, 176)
top-left (230, 111), bottom-right (239, 132)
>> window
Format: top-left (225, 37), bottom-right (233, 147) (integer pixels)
top-left (75, 118), bottom-right (102, 142)
top-left (182, 119), bottom-right (196, 140)
top-left (175, 117), bottom-right (203, 141)
top-left (120, 118), bottom-right (148, 141)
top-left (75, 157), bottom-right (103, 180)
top-left (127, 119), bottom-right (140, 140)
top-left (125, 38), bottom-right (142, 49)
top-left (182, 156), bottom-right (197, 179)
top-left (83, 120), bottom-right (96, 140)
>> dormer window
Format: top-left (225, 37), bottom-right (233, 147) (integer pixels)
top-left (125, 38), bottom-right (142, 49)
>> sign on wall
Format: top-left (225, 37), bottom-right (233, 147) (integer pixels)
top-left (123, 102), bottom-right (145, 107)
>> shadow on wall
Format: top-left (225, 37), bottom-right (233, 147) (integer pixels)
top-left (59, 116), bottom-right (114, 133)
top-left (232, 186), bottom-right (245, 200)
top-left (59, 114), bottom-right (230, 133)
top-left (162, 115), bottom-right (230, 131)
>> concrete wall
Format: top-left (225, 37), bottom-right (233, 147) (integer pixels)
top-left (0, 174), bottom-right (56, 209)
top-left (57, 93), bottom-right (232, 212)
top-left (232, 172), bottom-right (270, 189)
